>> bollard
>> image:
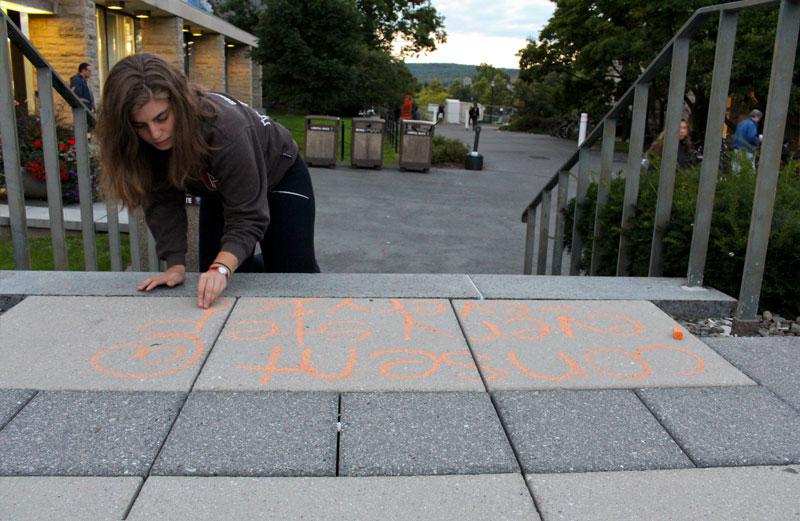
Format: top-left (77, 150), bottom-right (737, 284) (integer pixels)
top-left (464, 125), bottom-right (484, 170)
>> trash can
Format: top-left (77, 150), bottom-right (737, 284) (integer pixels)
top-left (351, 117), bottom-right (385, 169)
top-left (304, 115), bottom-right (340, 167)
top-left (399, 119), bottom-right (435, 172)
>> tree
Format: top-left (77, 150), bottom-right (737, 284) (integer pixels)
top-left (471, 64), bottom-right (512, 107)
top-left (513, 0), bottom-right (800, 145)
top-left (356, 0), bottom-right (446, 56)
top-left (251, 0), bottom-right (421, 114)
top-left (252, 0), bottom-right (367, 113)
top-left (211, 0), bottom-right (263, 33)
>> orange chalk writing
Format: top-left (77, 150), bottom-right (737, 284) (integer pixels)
top-left (507, 351), bottom-right (588, 382)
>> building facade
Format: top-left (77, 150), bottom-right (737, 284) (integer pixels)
top-left (2, 0), bottom-right (261, 117)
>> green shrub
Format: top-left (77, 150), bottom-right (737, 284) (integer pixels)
top-left (564, 158), bottom-right (800, 316)
top-left (431, 135), bottom-right (469, 165)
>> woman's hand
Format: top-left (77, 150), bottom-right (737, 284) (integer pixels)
top-left (197, 267), bottom-right (228, 309)
top-left (137, 265), bottom-right (186, 292)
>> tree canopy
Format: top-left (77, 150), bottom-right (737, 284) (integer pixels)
top-left (214, 0), bottom-right (445, 114)
top-left (512, 0), bottom-right (799, 144)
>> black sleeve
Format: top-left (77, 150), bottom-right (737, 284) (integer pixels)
top-left (210, 125), bottom-right (270, 264)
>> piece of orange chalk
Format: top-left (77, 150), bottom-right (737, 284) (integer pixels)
top-left (672, 327), bottom-right (684, 340)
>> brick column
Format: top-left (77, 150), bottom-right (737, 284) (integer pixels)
top-left (251, 58), bottom-right (263, 110)
top-left (28, 0), bottom-right (98, 123)
top-left (190, 34), bottom-right (224, 92)
top-left (225, 46), bottom-right (252, 105)
top-left (140, 16), bottom-right (184, 71)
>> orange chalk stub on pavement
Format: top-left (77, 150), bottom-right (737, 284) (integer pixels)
top-left (672, 327), bottom-right (684, 341)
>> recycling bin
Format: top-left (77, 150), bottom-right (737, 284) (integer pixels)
top-left (304, 115), bottom-right (340, 167)
top-left (351, 117), bottom-right (385, 169)
top-left (399, 119), bottom-right (435, 172)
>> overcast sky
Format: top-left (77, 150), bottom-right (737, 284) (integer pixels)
top-left (403, 0), bottom-right (556, 69)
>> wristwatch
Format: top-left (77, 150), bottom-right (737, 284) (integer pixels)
top-left (209, 264), bottom-right (230, 279)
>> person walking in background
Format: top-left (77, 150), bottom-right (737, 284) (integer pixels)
top-left (647, 119), bottom-right (699, 170)
top-left (468, 103), bottom-right (479, 129)
top-left (733, 109), bottom-right (762, 171)
top-left (69, 62), bottom-right (95, 112)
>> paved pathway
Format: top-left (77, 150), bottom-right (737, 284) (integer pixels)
top-left (0, 273), bottom-right (798, 520)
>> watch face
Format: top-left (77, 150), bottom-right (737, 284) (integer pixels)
top-left (218, 266), bottom-right (229, 275)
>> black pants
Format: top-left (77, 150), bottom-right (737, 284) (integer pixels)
top-left (198, 156), bottom-right (320, 273)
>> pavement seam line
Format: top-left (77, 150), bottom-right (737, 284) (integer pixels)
top-left (703, 342), bottom-right (800, 416)
top-left (336, 393), bottom-right (342, 477)
top-left (0, 389), bottom-right (38, 434)
top-left (466, 275), bottom-right (484, 300)
top-left (632, 388), bottom-right (701, 468)
top-left (123, 298), bottom-right (240, 518)
top-left (448, 299), bottom-right (544, 519)
top-left (121, 476), bottom-right (147, 520)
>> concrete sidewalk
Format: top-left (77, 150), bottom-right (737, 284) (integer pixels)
top-left (0, 272), bottom-right (798, 520)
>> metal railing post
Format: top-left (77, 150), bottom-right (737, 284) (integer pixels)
top-left (552, 171), bottom-right (569, 275)
top-left (649, 37), bottom-right (690, 276)
top-left (148, 230), bottom-right (160, 271)
top-left (106, 201), bottom-right (123, 272)
top-left (569, 148), bottom-right (591, 275)
top-left (590, 118), bottom-right (617, 275)
top-left (37, 67), bottom-right (69, 270)
top-left (128, 208), bottom-right (142, 271)
top-left (736, 0), bottom-right (800, 320)
top-left (0, 15), bottom-right (30, 269)
top-left (73, 107), bottom-right (97, 271)
top-left (537, 190), bottom-right (551, 274)
top-left (687, 11), bottom-right (738, 286)
top-left (617, 83), bottom-right (649, 276)
top-left (523, 207), bottom-right (536, 274)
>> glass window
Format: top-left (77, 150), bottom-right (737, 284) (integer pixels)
top-left (95, 7), bottom-right (135, 95)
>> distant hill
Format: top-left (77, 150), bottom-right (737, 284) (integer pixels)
top-left (405, 63), bottom-right (519, 85)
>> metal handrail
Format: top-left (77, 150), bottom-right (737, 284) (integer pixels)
top-left (519, 0), bottom-right (798, 321)
top-left (1, 11), bottom-right (139, 272)
top-left (521, 0), bottom-right (781, 219)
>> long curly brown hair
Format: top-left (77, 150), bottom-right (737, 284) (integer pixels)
top-left (95, 53), bottom-right (216, 208)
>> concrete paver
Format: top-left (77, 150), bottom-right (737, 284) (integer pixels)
top-left (234, 273), bottom-right (481, 298)
top-left (0, 476), bottom-right (141, 521)
top-left (494, 390), bottom-right (693, 473)
top-left (469, 275), bottom-right (736, 318)
top-left (0, 389), bottom-right (35, 429)
top-left (0, 296), bottom-right (233, 391)
top-left (453, 300), bottom-right (752, 390)
top-left (339, 392), bottom-right (518, 476)
top-left (0, 391), bottom-right (184, 476)
top-left (638, 386), bottom-right (800, 466)
top-left (705, 337), bottom-right (800, 411)
top-left (195, 298), bottom-right (483, 392)
top-left (127, 474), bottom-right (540, 520)
top-left (152, 392), bottom-right (338, 477)
top-left (528, 465), bottom-right (800, 521)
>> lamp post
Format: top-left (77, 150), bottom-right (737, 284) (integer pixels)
top-left (489, 79), bottom-right (496, 124)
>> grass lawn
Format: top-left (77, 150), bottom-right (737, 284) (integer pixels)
top-left (273, 114), bottom-right (400, 166)
top-left (0, 231), bottom-right (132, 271)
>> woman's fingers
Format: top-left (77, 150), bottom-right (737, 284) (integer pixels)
top-left (197, 272), bottom-right (226, 309)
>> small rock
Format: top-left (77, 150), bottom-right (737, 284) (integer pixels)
top-left (791, 323), bottom-right (800, 335)
top-left (762, 311), bottom-right (773, 322)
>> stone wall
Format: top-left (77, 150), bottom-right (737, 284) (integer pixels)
top-left (140, 16), bottom-right (184, 70)
top-left (28, 0), bottom-right (98, 124)
top-left (225, 46), bottom-right (252, 105)
top-left (190, 33), bottom-right (224, 92)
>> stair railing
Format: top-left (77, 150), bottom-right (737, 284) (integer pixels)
top-left (520, 0), bottom-right (799, 321)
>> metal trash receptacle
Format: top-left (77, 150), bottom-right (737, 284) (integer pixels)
top-left (304, 115), bottom-right (340, 167)
top-left (351, 117), bottom-right (385, 168)
top-left (399, 119), bottom-right (434, 172)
